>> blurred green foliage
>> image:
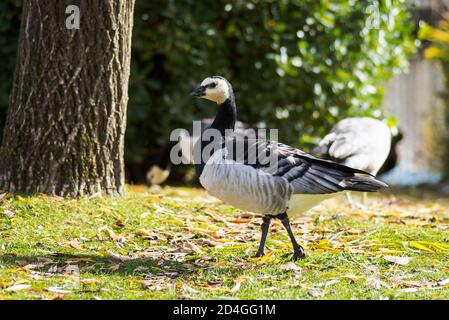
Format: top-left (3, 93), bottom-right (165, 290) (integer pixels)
top-left (0, 0), bottom-right (416, 171)
top-left (420, 18), bottom-right (449, 178)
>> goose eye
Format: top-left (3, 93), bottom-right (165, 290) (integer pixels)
top-left (209, 82), bottom-right (217, 89)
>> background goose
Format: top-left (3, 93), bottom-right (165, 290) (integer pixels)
top-left (147, 119), bottom-right (252, 185)
top-left (311, 117), bottom-right (392, 205)
top-left (191, 76), bottom-right (387, 260)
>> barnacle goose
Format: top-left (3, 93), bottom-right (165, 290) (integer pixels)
top-left (191, 76), bottom-right (387, 260)
top-left (311, 117), bottom-right (392, 205)
top-left (147, 119), bottom-right (251, 185)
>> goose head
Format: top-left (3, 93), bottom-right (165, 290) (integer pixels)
top-left (190, 76), bottom-right (232, 104)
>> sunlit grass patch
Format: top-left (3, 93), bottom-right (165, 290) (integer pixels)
top-left (1, 186), bottom-right (449, 299)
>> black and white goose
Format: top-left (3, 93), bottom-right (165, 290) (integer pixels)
top-left (311, 117), bottom-right (392, 205)
top-left (190, 76), bottom-right (387, 260)
top-left (147, 119), bottom-right (250, 185)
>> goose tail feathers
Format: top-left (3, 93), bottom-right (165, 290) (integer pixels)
top-left (341, 174), bottom-right (388, 192)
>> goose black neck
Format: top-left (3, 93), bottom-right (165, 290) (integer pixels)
top-left (209, 96), bottom-right (237, 135)
top-left (195, 95), bottom-right (237, 178)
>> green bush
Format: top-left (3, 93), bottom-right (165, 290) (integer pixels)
top-left (0, 0), bottom-right (416, 172)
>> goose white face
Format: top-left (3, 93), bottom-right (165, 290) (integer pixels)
top-left (191, 77), bottom-right (230, 104)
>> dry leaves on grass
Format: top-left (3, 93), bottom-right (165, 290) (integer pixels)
top-left (230, 279), bottom-right (245, 293)
top-left (383, 255), bottom-right (411, 265)
top-left (280, 262), bottom-right (301, 272)
top-left (2, 208), bottom-right (15, 219)
top-left (65, 239), bottom-right (83, 250)
top-left (5, 284), bottom-right (31, 291)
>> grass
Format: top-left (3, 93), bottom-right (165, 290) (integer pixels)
top-left (1, 185), bottom-right (449, 300)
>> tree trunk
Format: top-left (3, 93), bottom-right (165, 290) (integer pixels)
top-left (0, 0), bottom-right (135, 196)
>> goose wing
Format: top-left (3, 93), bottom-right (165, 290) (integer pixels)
top-left (223, 137), bottom-right (387, 195)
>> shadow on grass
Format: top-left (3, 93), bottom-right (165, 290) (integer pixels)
top-left (0, 252), bottom-right (208, 278)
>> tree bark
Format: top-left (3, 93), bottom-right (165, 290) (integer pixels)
top-left (0, 0), bottom-right (135, 196)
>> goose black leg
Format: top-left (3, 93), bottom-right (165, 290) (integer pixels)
top-left (254, 215), bottom-right (272, 257)
top-left (277, 213), bottom-right (305, 261)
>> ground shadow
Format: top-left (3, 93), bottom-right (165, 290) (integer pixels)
top-left (0, 252), bottom-right (209, 278)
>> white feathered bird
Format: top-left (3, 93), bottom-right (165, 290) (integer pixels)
top-left (312, 117), bottom-right (392, 205)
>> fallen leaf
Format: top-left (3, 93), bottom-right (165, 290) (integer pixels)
top-left (65, 239), bottom-right (82, 249)
top-left (80, 279), bottom-right (99, 285)
top-left (438, 278), bottom-right (449, 286)
top-left (140, 211), bottom-right (151, 219)
top-left (109, 264), bottom-right (121, 271)
top-left (308, 290), bottom-right (323, 298)
top-left (249, 251), bottom-right (274, 264)
top-left (280, 261), bottom-right (301, 272)
top-left (231, 218), bottom-right (252, 224)
top-left (5, 284), bottom-right (31, 291)
top-left (115, 217), bottom-right (128, 228)
top-left (384, 255), bottom-right (411, 265)
top-left (47, 287), bottom-right (71, 294)
top-left (0, 192), bottom-right (12, 202)
top-left (108, 251), bottom-right (135, 262)
top-left (408, 241), bottom-right (434, 252)
top-left (183, 241), bottom-right (204, 254)
top-left (393, 279), bottom-right (431, 288)
top-left (182, 283), bottom-right (199, 294)
top-left (231, 279), bottom-right (244, 293)
top-left (367, 278), bottom-right (387, 289)
top-left (399, 288), bottom-right (420, 293)
top-left (136, 229), bottom-right (159, 239)
top-left (3, 208), bottom-right (15, 219)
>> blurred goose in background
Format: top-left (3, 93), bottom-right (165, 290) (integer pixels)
top-left (311, 117), bottom-right (392, 206)
top-left (190, 76), bottom-right (387, 260)
top-left (147, 119), bottom-right (251, 185)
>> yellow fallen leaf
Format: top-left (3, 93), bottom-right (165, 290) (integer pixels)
top-left (249, 251), bottom-right (274, 264)
top-left (0, 282), bottom-right (12, 288)
top-left (136, 229), bottom-right (158, 239)
top-left (130, 185), bottom-right (146, 193)
top-left (409, 241), bottom-right (434, 252)
top-left (163, 218), bottom-right (184, 226)
top-left (418, 241), bottom-right (449, 251)
top-left (231, 218), bottom-right (252, 224)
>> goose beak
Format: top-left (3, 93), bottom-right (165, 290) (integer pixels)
top-left (190, 85), bottom-right (206, 97)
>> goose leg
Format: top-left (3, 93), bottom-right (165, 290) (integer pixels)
top-left (277, 213), bottom-right (305, 261)
top-left (345, 191), bottom-right (355, 208)
top-left (254, 215), bottom-right (271, 257)
top-left (362, 192), bottom-right (368, 205)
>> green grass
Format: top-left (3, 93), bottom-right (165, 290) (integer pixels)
top-left (1, 185), bottom-right (449, 300)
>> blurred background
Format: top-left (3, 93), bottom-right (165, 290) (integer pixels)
top-left (1, 0), bottom-right (449, 189)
